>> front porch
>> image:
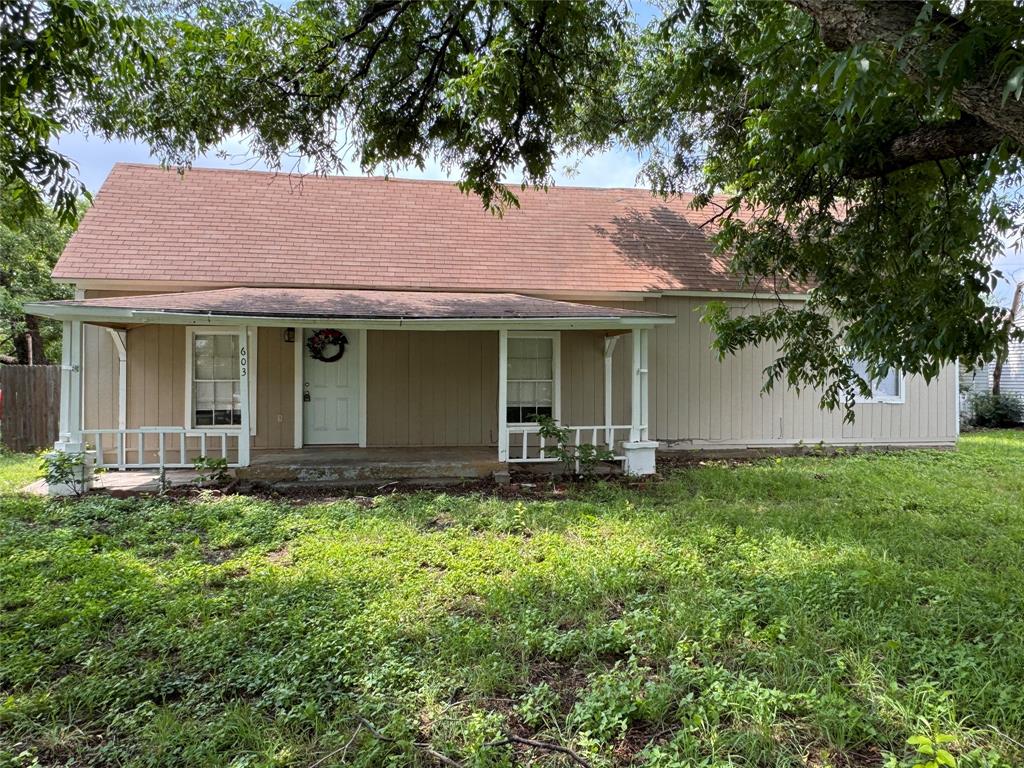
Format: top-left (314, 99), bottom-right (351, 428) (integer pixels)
top-left (27, 287), bottom-right (673, 489)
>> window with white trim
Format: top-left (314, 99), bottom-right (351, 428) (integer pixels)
top-left (507, 336), bottom-right (555, 423)
top-left (851, 359), bottom-right (903, 403)
top-left (191, 332), bottom-right (242, 426)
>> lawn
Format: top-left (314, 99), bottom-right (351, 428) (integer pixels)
top-left (2, 434), bottom-right (1023, 768)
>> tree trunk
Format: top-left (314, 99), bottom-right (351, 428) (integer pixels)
top-left (787, 0), bottom-right (1024, 147)
top-left (11, 315), bottom-right (49, 365)
top-left (992, 281), bottom-right (1023, 396)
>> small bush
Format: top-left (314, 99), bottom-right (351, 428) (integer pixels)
top-left (968, 392), bottom-right (1024, 428)
top-left (38, 450), bottom-right (89, 495)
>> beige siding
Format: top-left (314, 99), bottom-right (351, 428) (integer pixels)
top-left (75, 293), bottom-right (957, 452)
top-left (636, 295), bottom-right (958, 447)
top-left (82, 325), bottom-right (120, 429)
top-left (126, 325), bottom-right (187, 428)
top-left (366, 330), bottom-right (499, 446)
top-left (254, 327), bottom-right (295, 449)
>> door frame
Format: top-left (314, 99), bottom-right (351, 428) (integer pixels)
top-left (293, 327), bottom-right (367, 448)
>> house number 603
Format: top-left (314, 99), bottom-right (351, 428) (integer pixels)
top-left (240, 345), bottom-right (248, 377)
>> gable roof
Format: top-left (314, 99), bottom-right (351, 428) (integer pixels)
top-left (53, 163), bottom-right (753, 296)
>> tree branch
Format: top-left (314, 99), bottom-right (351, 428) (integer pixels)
top-left (787, 0), bottom-right (1024, 147)
top-left (846, 115), bottom-right (1004, 178)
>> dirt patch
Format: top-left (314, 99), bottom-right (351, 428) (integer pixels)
top-left (202, 545), bottom-right (242, 564)
top-left (266, 546), bottom-right (292, 566)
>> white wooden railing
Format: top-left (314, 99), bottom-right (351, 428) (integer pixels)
top-left (505, 424), bottom-right (633, 472)
top-left (81, 428), bottom-right (242, 470)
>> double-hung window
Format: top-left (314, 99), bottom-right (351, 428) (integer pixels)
top-left (507, 334), bottom-right (559, 424)
top-left (191, 332), bottom-right (242, 426)
top-left (851, 359), bottom-right (904, 403)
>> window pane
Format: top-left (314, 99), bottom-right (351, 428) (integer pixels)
top-left (194, 382), bottom-right (214, 409)
top-left (851, 358), bottom-right (901, 399)
top-left (535, 382), bottom-right (552, 406)
top-left (874, 369), bottom-right (900, 397)
top-left (508, 356), bottom-right (531, 380)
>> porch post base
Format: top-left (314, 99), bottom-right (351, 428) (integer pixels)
top-left (622, 441), bottom-right (658, 476)
top-left (45, 446), bottom-right (96, 496)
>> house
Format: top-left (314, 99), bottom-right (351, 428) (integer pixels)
top-left (961, 303), bottom-right (1024, 413)
top-left (26, 163), bottom-right (959, 483)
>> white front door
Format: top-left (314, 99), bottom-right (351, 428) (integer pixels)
top-left (302, 328), bottom-right (360, 444)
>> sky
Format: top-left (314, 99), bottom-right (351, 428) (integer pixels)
top-left (56, 131), bottom-right (648, 193)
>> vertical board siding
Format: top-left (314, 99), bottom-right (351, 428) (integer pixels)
top-left (366, 330), bottom-right (498, 446)
top-left (126, 325), bottom-right (186, 429)
top-left (254, 327), bottom-right (295, 449)
top-left (82, 325), bottom-right (119, 429)
top-left (632, 295), bottom-right (957, 447)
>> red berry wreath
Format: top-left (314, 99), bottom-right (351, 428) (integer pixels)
top-left (306, 329), bottom-right (348, 362)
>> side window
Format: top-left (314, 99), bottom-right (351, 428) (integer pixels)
top-left (851, 359), bottom-right (903, 403)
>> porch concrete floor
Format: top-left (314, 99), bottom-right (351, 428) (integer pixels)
top-left (24, 469), bottom-right (201, 495)
top-left (241, 446), bottom-right (504, 485)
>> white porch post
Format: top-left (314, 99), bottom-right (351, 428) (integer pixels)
top-left (624, 327), bottom-right (656, 475)
top-left (55, 319), bottom-right (84, 452)
top-left (238, 325), bottom-right (251, 467)
top-left (498, 328), bottom-right (508, 462)
top-left (603, 335), bottom-right (619, 448)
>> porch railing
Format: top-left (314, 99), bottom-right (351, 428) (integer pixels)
top-left (505, 424), bottom-right (632, 472)
top-left (81, 427), bottom-right (242, 470)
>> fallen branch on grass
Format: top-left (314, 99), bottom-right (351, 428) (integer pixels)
top-left (483, 735), bottom-right (593, 767)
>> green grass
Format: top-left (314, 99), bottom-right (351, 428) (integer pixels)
top-left (2, 433), bottom-right (1024, 767)
top-left (0, 450), bottom-right (37, 494)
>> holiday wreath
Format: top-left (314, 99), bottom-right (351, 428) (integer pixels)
top-left (306, 329), bottom-right (347, 362)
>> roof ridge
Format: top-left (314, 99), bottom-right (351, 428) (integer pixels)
top-left (108, 161), bottom-right (698, 196)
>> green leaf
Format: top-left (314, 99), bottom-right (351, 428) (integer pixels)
top-left (1002, 64), bottom-right (1024, 105)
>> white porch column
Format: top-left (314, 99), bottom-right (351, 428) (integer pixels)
top-left (624, 327), bottom-right (656, 475)
top-left (604, 334), bottom-right (620, 449)
top-left (497, 329), bottom-right (509, 462)
top-left (238, 325), bottom-right (251, 467)
top-left (55, 319), bottom-right (84, 452)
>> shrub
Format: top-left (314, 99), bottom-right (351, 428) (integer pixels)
top-left (968, 392), bottom-right (1024, 428)
top-left (38, 450), bottom-right (90, 496)
top-left (192, 456), bottom-right (231, 485)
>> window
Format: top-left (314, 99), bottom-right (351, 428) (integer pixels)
top-left (851, 359), bottom-right (903, 403)
top-left (191, 332), bottom-right (242, 426)
top-left (507, 335), bottom-right (557, 423)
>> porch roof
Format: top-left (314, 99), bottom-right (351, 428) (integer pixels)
top-left (26, 287), bottom-right (674, 330)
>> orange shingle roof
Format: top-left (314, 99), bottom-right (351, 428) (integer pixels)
top-left (53, 163), bottom-right (746, 294)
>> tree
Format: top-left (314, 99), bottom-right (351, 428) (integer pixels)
top-left (7, 0), bottom-right (1024, 413)
top-left (623, 0), bottom-right (1024, 411)
top-left (0, 193), bottom-right (78, 364)
top-left (1, 0), bottom-right (154, 223)
top-left (129, 0), bottom-right (1023, 413)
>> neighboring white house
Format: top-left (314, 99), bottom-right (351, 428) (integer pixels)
top-left (962, 309), bottom-right (1024, 399)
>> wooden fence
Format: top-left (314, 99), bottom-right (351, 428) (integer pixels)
top-left (0, 365), bottom-right (61, 453)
